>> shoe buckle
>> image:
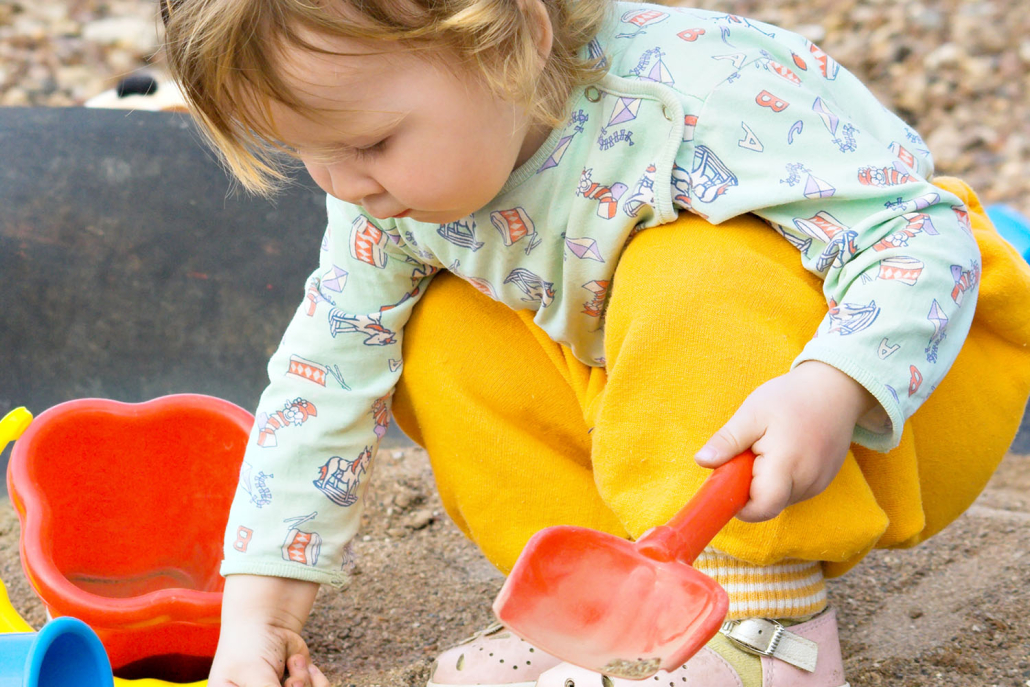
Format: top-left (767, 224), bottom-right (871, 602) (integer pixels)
top-left (720, 618), bottom-right (785, 658)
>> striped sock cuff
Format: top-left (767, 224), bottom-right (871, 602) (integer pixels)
top-left (693, 548), bottom-right (828, 620)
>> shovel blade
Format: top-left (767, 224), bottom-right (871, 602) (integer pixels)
top-left (493, 526), bottom-right (728, 679)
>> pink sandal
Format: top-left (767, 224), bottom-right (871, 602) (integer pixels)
top-left (533, 608), bottom-right (850, 687)
top-left (427, 623), bottom-right (565, 687)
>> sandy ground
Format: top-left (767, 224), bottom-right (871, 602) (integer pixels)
top-left (3, 446), bottom-right (1029, 686)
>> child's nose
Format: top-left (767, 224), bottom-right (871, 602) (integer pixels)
top-left (325, 163), bottom-right (385, 205)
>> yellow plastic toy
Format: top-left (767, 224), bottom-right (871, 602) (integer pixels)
top-left (0, 407), bottom-right (32, 457)
top-left (1, 407), bottom-right (205, 687)
top-left (0, 576), bottom-right (34, 634)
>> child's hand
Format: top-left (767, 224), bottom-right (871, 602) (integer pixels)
top-left (208, 574), bottom-right (329, 687)
top-left (207, 621), bottom-right (329, 687)
top-left (694, 361), bottom-right (876, 522)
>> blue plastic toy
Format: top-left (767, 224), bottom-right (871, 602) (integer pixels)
top-left (0, 616), bottom-right (113, 687)
top-left (986, 204), bottom-right (1030, 264)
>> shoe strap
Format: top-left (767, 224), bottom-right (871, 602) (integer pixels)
top-left (720, 618), bottom-right (818, 672)
top-left (455, 621), bottom-right (506, 646)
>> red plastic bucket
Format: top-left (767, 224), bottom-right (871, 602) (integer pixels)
top-left (7, 395), bottom-right (252, 682)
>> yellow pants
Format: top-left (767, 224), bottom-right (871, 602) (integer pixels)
top-left (392, 178), bottom-right (1030, 578)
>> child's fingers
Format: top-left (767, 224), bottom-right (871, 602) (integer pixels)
top-left (284, 655), bottom-right (313, 687)
top-left (308, 663), bottom-right (332, 687)
top-left (735, 455), bottom-right (792, 522)
top-left (695, 404), bottom-right (763, 468)
top-left (208, 658), bottom-right (283, 687)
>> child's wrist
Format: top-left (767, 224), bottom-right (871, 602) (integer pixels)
top-left (221, 574), bottom-right (320, 633)
top-left (794, 360), bottom-right (878, 418)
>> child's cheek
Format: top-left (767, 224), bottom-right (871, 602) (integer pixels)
top-left (303, 162), bottom-right (333, 196)
top-left (398, 152), bottom-right (464, 204)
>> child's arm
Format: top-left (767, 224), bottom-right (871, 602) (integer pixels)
top-left (209, 574), bottom-right (330, 687)
top-left (669, 28), bottom-right (980, 520)
top-left (215, 203), bottom-right (439, 680)
top-left (694, 360), bottom-right (875, 522)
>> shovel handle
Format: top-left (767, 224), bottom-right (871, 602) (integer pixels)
top-left (635, 450), bottom-right (755, 565)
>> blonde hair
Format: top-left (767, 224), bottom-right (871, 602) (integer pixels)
top-left (162, 0), bottom-right (612, 195)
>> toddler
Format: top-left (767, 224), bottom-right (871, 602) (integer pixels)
top-left (161, 1), bottom-right (1030, 686)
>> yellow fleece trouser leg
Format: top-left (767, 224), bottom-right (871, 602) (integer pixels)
top-left (392, 275), bottom-right (629, 568)
top-left (392, 177), bottom-right (1030, 587)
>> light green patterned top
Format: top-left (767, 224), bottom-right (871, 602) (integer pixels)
top-left (220, 3), bottom-right (979, 585)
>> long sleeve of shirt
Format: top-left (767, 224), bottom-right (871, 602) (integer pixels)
top-left (672, 21), bottom-right (981, 449)
top-left (216, 4), bottom-right (988, 581)
top-left (220, 199), bottom-right (437, 586)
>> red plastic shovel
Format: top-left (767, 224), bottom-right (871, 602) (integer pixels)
top-left (493, 451), bottom-right (756, 680)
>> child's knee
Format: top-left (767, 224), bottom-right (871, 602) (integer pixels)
top-left (605, 215), bottom-right (826, 363)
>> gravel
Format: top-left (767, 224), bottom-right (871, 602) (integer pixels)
top-left (0, 0), bottom-right (1028, 214)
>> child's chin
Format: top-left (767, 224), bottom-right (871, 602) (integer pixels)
top-left (409, 209), bottom-right (470, 224)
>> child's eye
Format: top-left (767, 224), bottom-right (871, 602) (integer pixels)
top-left (352, 138), bottom-right (388, 161)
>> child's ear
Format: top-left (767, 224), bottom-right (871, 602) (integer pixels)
top-left (519, 0), bottom-right (555, 66)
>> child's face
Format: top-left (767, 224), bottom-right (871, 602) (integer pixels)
top-left (268, 34), bottom-right (550, 224)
